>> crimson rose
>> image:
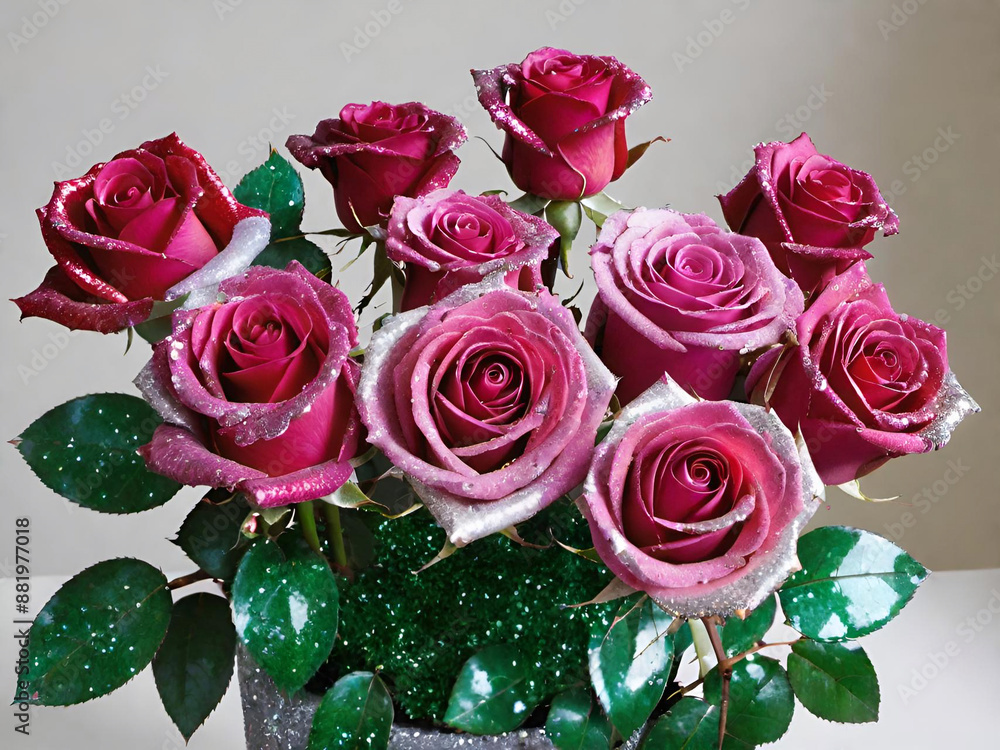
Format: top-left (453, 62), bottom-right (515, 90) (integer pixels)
top-left (137, 262), bottom-right (363, 507)
top-left (287, 101), bottom-right (466, 234)
top-left (472, 47), bottom-right (651, 201)
top-left (14, 134), bottom-right (269, 333)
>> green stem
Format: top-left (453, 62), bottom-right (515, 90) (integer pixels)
top-left (322, 503), bottom-right (349, 569)
top-left (298, 501), bottom-right (322, 555)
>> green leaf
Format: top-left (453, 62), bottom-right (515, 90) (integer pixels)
top-left (308, 671), bottom-right (393, 750)
top-left (234, 149), bottom-right (305, 239)
top-left (624, 136), bottom-right (668, 171)
top-left (588, 594), bottom-right (673, 738)
top-left (545, 687), bottom-right (612, 750)
top-left (152, 592), bottom-right (236, 740)
top-left (704, 655), bottom-right (794, 748)
top-left (787, 640), bottom-right (879, 724)
top-left (133, 294), bottom-right (190, 345)
top-left (16, 393), bottom-right (182, 513)
top-left (641, 697), bottom-right (719, 750)
top-left (174, 494), bottom-right (250, 580)
top-left (779, 526), bottom-right (929, 641)
top-left (21, 558), bottom-right (172, 705)
top-left (545, 200), bottom-right (583, 277)
top-left (508, 192), bottom-right (549, 216)
top-left (231, 534), bottom-right (339, 692)
top-left (720, 595), bottom-right (777, 657)
top-left (580, 193), bottom-right (626, 229)
top-left (355, 243), bottom-right (397, 315)
top-left (444, 644), bottom-right (540, 734)
top-left (252, 237), bottom-right (332, 278)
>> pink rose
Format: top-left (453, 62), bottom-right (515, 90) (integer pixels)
top-left (14, 134), bottom-right (269, 333)
top-left (286, 102), bottom-right (466, 234)
top-left (385, 189), bottom-right (558, 310)
top-left (136, 262), bottom-right (364, 508)
top-left (472, 47), bottom-right (651, 201)
top-left (357, 276), bottom-right (616, 544)
top-left (581, 379), bottom-right (822, 618)
top-left (586, 208), bottom-right (803, 403)
top-left (718, 133), bottom-right (899, 295)
top-left (747, 263), bottom-right (978, 485)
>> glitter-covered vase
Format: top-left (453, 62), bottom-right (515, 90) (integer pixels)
top-left (236, 645), bottom-right (646, 749)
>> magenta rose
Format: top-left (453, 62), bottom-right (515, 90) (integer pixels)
top-left (472, 47), bottom-right (651, 201)
top-left (586, 208), bottom-right (803, 403)
top-left (718, 133), bottom-right (899, 295)
top-left (581, 379), bottom-right (822, 618)
top-left (286, 102), bottom-right (466, 234)
top-left (14, 133), bottom-right (269, 334)
top-left (385, 189), bottom-right (558, 311)
top-left (747, 263), bottom-right (978, 485)
top-left (136, 262), bottom-right (364, 508)
top-left (357, 276), bottom-right (616, 544)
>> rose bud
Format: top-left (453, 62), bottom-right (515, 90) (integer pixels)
top-left (581, 378), bottom-right (822, 618)
top-left (385, 189), bottom-right (558, 310)
top-left (586, 208), bottom-right (803, 403)
top-left (135, 262), bottom-right (364, 508)
top-left (13, 134), bottom-right (270, 334)
top-left (357, 275), bottom-right (616, 545)
top-left (286, 101), bottom-right (467, 234)
top-left (747, 263), bottom-right (978, 485)
top-left (472, 46), bottom-right (651, 201)
top-left (718, 133), bottom-right (899, 295)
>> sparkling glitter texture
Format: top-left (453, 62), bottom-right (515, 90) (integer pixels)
top-left (332, 503), bottom-right (615, 725)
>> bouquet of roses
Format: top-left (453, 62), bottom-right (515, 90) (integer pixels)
top-left (12, 46), bottom-right (978, 750)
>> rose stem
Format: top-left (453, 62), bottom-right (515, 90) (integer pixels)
top-left (322, 503), bottom-right (349, 569)
top-left (297, 501), bottom-right (323, 555)
top-left (703, 617), bottom-right (732, 750)
top-left (167, 570), bottom-right (212, 590)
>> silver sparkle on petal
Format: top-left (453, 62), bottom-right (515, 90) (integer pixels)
top-left (916, 371), bottom-right (980, 450)
top-left (166, 216), bottom-right (271, 308)
top-left (236, 644), bottom-right (648, 749)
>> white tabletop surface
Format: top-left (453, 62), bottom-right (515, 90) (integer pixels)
top-left (2, 568), bottom-right (999, 749)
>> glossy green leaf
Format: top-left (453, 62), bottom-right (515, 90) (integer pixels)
top-left (133, 294), bottom-right (189, 344)
top-left (234, 149), bottom-right (305, 239)
top-left (16, 393), bottom-right (182, 513)
top-left (444, 644), bottom-right (540, 734)
top-left (545, 687), bottom-right (612, 750)
top-left (720, 595), bottom-right (777, 657)
top-left (308, 671), bottom-right (393, 750)
top-left (704, 655), bottom-right (794, 748)
top-left (174, 494), bottom-right (249, 580)
top-left (252, 237), bottom-right (332, 278)
top-left (21, 558), bottom-right (172, 705)
top-left (588, 595), bottom-right (673, 738)
top-left (545, 199), bottom-right (583, 276)
top-left (231, 534), bottom-right (339, 692)
top-left (779, 526), bottom-right (929, 641)
top-left (641, 697), bottom-right (718, 750)
top-left (153, 592), bottom-right (236, 740)
top-left (508, 192), bottom-right (549, 216)
top-left (787, 640), bottom-right (879, 723)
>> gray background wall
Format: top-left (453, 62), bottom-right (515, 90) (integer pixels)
top-left (1, 0), bottom-right (997, 580)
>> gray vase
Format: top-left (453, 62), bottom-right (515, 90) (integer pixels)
top-left (236, 646), bottom-right (646, 749)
